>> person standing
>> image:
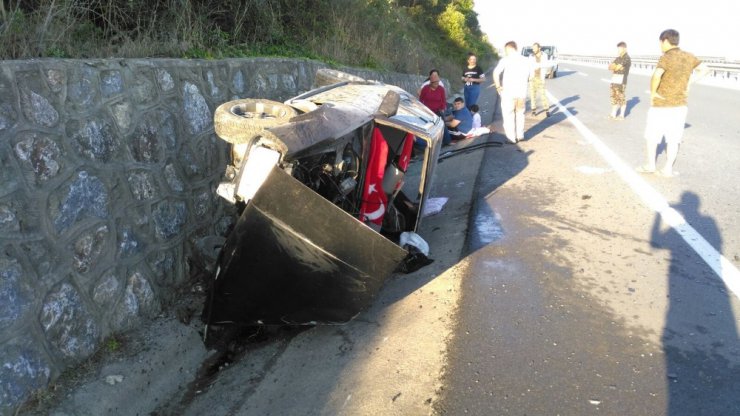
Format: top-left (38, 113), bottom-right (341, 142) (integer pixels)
top-left (637, 29), bottom-right (708, 177)
top-left (529, 43), bottom-right (550, 117)
top-left (462, 53), bottom-right (485, 109)
top-left (608, 41), bottom-right (632, 119)
top-left (493, 41), bottom-right (532, 144)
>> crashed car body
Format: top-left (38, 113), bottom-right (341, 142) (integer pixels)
top-left (203, 69), bottom-right (445, 327)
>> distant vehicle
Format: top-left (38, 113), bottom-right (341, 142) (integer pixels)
top-left (522, 45), bottom-right (559, 78)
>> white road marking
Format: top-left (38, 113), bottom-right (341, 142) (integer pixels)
top-left (548, 90), bottom-right (740, 300)
top-left (600, 78), bottom-right (612, 83)
top-left (577, 72), bottom-right (588, 77)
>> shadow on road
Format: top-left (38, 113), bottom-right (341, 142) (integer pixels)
top-left (524, 109), bottom-right (572, 140)
top-left (626, 96), bottom-right (640, 116)
top-left (557, 94), bottom-right (580, 108)
top-left (552, 70), bottom-right (578, 78)
top-left (520, 93), bottom-right (580, 140)
top-left (651, 191), bottom-right (740, 415)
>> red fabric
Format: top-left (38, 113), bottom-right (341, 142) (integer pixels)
top-left (419, 84), bottom-right (447, 114)
top-left (359, 128), bottom-right (389, 226)
top-left (397, 133), bottom-right (415, 172)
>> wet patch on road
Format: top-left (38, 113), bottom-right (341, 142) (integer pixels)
top-left (470, 206), bottom-right (505, 251)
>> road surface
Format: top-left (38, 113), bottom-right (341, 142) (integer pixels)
top-left (437, 62), bottom-right (740, 415)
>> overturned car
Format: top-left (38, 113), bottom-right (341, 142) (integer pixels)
top-left (202, 69), bottom-right (445, 328)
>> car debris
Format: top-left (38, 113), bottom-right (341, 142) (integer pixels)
top-left (202, 69), bottom-right (444, 330)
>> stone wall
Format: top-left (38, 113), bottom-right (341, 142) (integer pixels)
top-left (0, 57), bottom-right (430, 413)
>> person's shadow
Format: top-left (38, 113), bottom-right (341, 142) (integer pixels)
top-left (651, 192), bottom-right (740, 415)
top-left (625, 96), bottom-right (640, 116)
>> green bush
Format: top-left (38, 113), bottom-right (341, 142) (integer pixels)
top-left (0, 0), bottom-right (496, 84)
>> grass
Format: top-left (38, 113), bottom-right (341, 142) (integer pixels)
top-left (0, 0), bottom-right (495, 84)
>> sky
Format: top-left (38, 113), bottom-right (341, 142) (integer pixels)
top-left (473, 0), bottom-right (740, 60)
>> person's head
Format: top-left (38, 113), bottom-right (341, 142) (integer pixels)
top-left (453, 97), bottom-right (465, 110)
top-left (428, 69), bottom-right (439, 78)
top-left (467, 53), bottom-right (477, 66)
top-left (428, 71), bottom-right (441, 87)
top-left (470, 104), bottom-right (479, 114)
top-left (504, 41), bottom-right (518, 56)
top-left (532, 43), bottom-right (541, 54)
top-left (617, 41), bottom-right (627, 55)
top-left (659, 29), bottom-right (680, 52)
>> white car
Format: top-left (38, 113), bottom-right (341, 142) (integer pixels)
top-left (522, 45), bottom-right (559, 78)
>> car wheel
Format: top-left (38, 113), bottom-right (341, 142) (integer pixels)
top-left (214, 99), bottom-right (297, 144)
top-left (314, 68), bottom-right (366, 88)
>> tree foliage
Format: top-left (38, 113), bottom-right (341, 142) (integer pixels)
top-left (1, 0), bottom-right (495, 78)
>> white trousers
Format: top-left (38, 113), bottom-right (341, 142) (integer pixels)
top-left (644, 106), bottom-right (688, 144)
top-left (500, 95), bottom-right (526, 141)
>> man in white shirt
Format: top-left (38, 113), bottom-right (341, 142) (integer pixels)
top-left (493, 41), bottom-right (532, 143)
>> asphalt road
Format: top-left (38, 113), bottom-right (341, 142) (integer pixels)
top-left (436, 62), bottom-right (740, 415)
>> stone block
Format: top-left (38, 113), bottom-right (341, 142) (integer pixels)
top-left (111, 270), bottom-right (159, 332)
top-left (156, 68), bottom-right (175, 92)
top-left (117, 225), bottom-right (143, 259)
top-left (100, 69), bottom-right (124, 97)
top-left (182, 82), bottom-right (211, 135)
top-left (0, 340), bottom-right (52, 414)
top-left (66, 66), bottom-right (98, 109)
top-left (13, 131), bottom-right (63, 184)
top-left (127, 170), bottom-right (158, 201)
top-left (152, 198), bottom-right (187, 241)
top-left (72, 224), bottom-right (110, 275)
top-left (52, 171), bottom-right (109, 235)
top-left (66, 116), bottom-right (119, 162)
top-left (0, 256), bottom-right (32, 332)
top-left (40, 282), bottom-right (100, 361)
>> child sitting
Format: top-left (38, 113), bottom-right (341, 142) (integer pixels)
top-left (465, 104), bottom-right (493, 138)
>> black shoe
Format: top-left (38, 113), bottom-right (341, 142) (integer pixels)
top-left (531, 110), bottom-right (537, 116)
top-left (545, 111), bottom-right (551, 117)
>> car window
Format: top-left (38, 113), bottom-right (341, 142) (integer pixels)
top-left (541, 46), bottom-right (557, 58)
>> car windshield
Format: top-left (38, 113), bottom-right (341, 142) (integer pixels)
top-left (522, 46), bottom-right (555, 58)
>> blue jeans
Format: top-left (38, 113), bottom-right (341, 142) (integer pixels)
top-left (443, 127), bottom-right (452, 145)
top-left (464, 84), bottom-right (481, 108)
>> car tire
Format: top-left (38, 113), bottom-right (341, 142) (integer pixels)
top-left (214, 99), bottom-right (297, 144)
top-left (314, 68), bottom-right (366, 88)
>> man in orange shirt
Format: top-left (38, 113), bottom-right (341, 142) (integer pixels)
top-left (637, 29), bottom-right (708, 177)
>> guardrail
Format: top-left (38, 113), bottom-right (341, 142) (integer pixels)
top-left (560, 54), bottom-right (740, 84)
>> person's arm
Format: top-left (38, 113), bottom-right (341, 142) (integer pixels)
top-left (493, 62), bottom-right (504, 93)
top-left (650, 67), bottom-right (665, 105)
top-left (474, 68), bottom-right (486, 83)
top-left (690, 62), bottom-right (710, 85)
